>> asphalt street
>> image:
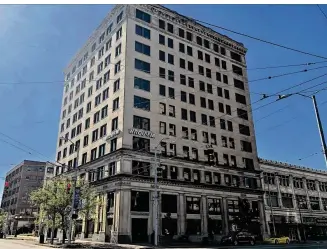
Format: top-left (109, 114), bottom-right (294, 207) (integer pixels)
top-left (1, 239), bottom-right (327, 249)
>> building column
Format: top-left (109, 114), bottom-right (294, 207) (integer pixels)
top-left (200, 171), bottom-right (205, 184)
top-left (178, 167), bottom-right (183, 181)
top-left (316, 180), bottom-right (324, 210)
top-left (289, 175), bottom-right (297, 209)
top-left (258, 200), bottom-right (268, 239)
top-left (220, 173), bottom-right (225, 186)
top-left (303, 178), bottom-right (311, 210)
top-left (275, 174), bottom-right (283, 208)
top-left (100, 193), bottom-right (108, 241)
top-left (167, 165), bottom-right (171, 179)
top-left (177, 193), bottom-right (186, 235)
top-left (111, 189), bottom-right (131, 243)
top-left (221, 197), bottom-right (229, 234)
top-left (148, 191), bottom-right (154, 241)
top-left (200, 195), bottom-right (208, 237)
top-left (93, 195), bottom-right (100, 234)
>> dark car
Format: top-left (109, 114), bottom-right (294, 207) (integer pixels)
top-left (221, 231), bottom-right (256, 246)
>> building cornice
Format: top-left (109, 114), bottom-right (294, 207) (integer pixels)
top-left (259, 157), bottom-right (327, 176)
top-left (137, 4), bottom-right (247, 54)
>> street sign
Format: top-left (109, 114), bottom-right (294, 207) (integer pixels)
top-left (74, 187), bottom-right (81, 209)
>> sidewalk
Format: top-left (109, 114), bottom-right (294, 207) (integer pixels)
top-left (6, 235), bottom-right (153, 249)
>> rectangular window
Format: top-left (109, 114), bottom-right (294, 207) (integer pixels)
top-left (134, 77), bottom-right (150, 92)
top-left (187, 46), bottom-right (193, 56)
top-left (168, 54), bottom-right (174, 65)
top-left (160, 121), bottom-right (166, 134)
top-left (102, 87), bottom-right (109, 101)
top-left (159, 84), bottom-right (166, 96)
top-left (233, 65), bottom-right (243, 76)
top-left (159, 50), bottom-right (165, 62)
top-left (133, 115), bottom-right (150, 131)
top-left (237, 108), bottom-right (248, 120)
top-left (134, 95), bottom-right (150, 111)
top-left (159, 67), bottom-right (165, 78)
top-left (241, 140), bottom-right (252, 152)
top-left (114, 61), bottom-right (121, 74)
top-left (92, 129), bottom-right (99, 142)
top-left (133, 137), bottom-right (150, 151)
top-left (180, 58), bottom-right (185, 69)
top-left (116, 27), bottom-right (122, 40)
top-left (135, 41), bottom-right (150, 56)
top-left (114, 79), bottom-right (120, 92)
top-left (181, 108), bottom-right (188, 120)
top-left (135, 24), bottom-right (150, 39)
top-left (168, 87), bottom-right (175, 99)
top-left (113, 97), bottom-right (119, 111)
top-left (186, 31), bottom-right (192, 41)
top-left (117, 11), bottom-right (123, 23)
top-left (135, 9), bottom-right (151, 23)
top-left (235, 93), bottom-right (247, 104)
top-left (111, 117), bottom-right (118, 131)
top-left (188, 61), bottom-right (193, 72)
top-left (168, 70), bottom-right (174, 81)
top-left (234, 79), bottom-right (245, 90)
top-left (110, 138), bottom-right (117, 152)
top-left (101, 105), bottom-right (108, 119)
top-left (135, 59), bottom-right (150, 73)
top-left (239, 124), bottom-right (250, 136)
top-left (179, 28), bottom-right (185, 38)
top-left (165, 37), bottom-right (173, 49)
top-left (103, 70), bottom-right (110, 83)
top-left (100, 124), bottom-right (107, 137)
top-left (159, 19), bottom-right (165, 29)
top-left (167, 23), bottom-right (174, 33)
top-left (190, 111), bottom-right (196, 122)
top-left (159, 34), bottom-right (165, 45)
top-left (179, 43), bottom-right (185, 53)
top-left (115, 44), bottom-right (122, 57)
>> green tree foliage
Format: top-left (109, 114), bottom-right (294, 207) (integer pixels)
top-left (0, 209), bottom-right (7, 230)
top-left (30, 177), bottom-right (97, 244)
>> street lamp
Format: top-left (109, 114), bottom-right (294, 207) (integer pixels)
top-left (276, 93), bottom-right (327, 168)
top-left (153, 137), bottom-right (169, 246)
top-left (59, 136), bottom-right (80, 245)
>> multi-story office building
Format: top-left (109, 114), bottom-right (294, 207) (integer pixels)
top-left (55, 4), bottom-right (265, 243)
top-left (260, 158), bottom-right (327, 241)
top-left (0, 160), bottom-right (52, 233)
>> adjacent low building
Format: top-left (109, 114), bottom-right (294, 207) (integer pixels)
top-left (260, 158), bottom-right (327, 241)
top-left (0, 160), bottom-right (54, 234)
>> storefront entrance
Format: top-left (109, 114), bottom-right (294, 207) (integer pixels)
top-left (132, 218), bottom-right (148, 243)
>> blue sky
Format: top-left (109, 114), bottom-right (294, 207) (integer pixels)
top-left (1, 4), bottom-right (327, 194)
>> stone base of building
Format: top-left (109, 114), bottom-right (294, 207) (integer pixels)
top-left (117, 234), bottom-right (132, 244)
top-left (92, 232), bottom-right (106, 242)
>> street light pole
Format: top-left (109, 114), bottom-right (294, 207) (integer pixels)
top-left (153, 138), bottom-right (169, 246)
top-left (312, 95), bottom-right (327, 167)
top-left (281, 93), bottom-right (327, 168)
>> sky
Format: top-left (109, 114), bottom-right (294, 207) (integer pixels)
top-left (1, 4), bottom-right (327, 194)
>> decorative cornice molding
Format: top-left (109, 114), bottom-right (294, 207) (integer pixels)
top-left (136, 4), bottom-right (247, 54)
top-left (259, 157), bottom-right (327, 175)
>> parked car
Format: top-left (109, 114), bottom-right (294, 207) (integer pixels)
top-left (221, 231), bottom-right (256, 246)
top-left (264, 235), bottom-right (290, 244)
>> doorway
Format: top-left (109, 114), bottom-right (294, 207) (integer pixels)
top-left (132, 218), bottom-right (148, 243)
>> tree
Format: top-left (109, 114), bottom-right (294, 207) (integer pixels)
top-left (30, 177), bottom-right (97, 244)
top-left (0, 209), bottom-right (7, 231)
top-left (232, 197), bottom-right (256, 232)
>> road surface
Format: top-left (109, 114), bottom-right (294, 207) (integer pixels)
top-left (0, 239), bottom-right (51, 249)
top-left (2, 239), bottom-right (327, 249)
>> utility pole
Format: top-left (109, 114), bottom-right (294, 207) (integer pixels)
top-left (60, 137), bottom-right (80, 245)
top-left (67, 144), bottom-right (79, 245)
top-left (312, 95), bottom-right (327, 167)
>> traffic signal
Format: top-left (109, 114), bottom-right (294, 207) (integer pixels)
top-left (4, 181), bottom-right (9, 195)
top-left (66, 183), bottom-right (71, 194)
